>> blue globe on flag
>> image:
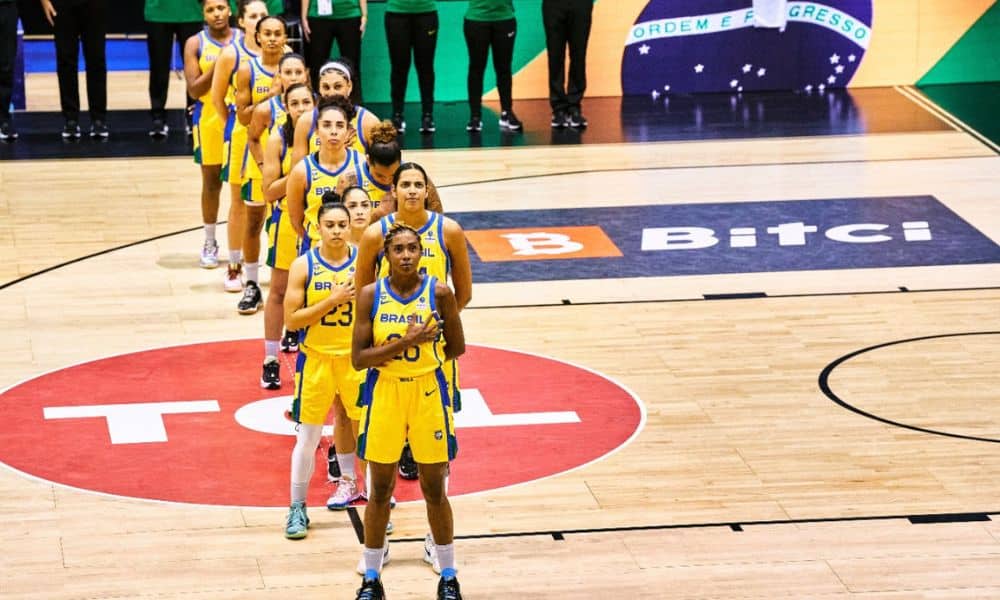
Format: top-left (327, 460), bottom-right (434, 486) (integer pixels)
top-left (621, 0), bottom-right (873, 97)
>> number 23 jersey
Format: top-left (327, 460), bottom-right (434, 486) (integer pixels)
top-left (300, 245), bottom-right (358, 356)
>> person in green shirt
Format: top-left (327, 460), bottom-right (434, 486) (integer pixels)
top-left (384, 0), bottom-right (438, 134)
top-left (0, 0), bottom-right (18, 139)
top-left (463, 0), bottom-right (521, 132)
top-left (301, 0), bottom-right (367, 103)
top-left (145, 0), bottom-right (204, 137)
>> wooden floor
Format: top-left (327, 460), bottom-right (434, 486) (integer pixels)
top-left (2, 87), bottom-right (1000, 598)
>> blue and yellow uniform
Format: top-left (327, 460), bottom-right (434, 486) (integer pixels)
top-left (307, 105), bottom-right (374, 156)
top-left (221, 37), bottom-right (258, 184)
top-left (357, 275), bottom-right (456, 464)
top-left (291, 246), bottom-right (365, 424)
top-left (192, 30), bottom-right (234, 166)
top-left (241, 57), bottom-right (278, 206)
top-left (265, 126), bottom-right (300, 270)
top-left (300, 149), bottom-right (363, 250)
top-left (357, 161), bottom-right (392, 212)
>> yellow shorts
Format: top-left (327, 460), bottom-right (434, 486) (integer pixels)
top-left (266, 202), bottom-right (300, 270)
top-left (357, 368), bottom-right (457, 465)
top-left (192, 104), bottom-right (224, 166)
top-left (291, 348), bottom-right (366, 425)
top-left (242, 177), bottom-right (266, 206)
top-left (221, 111), bottom-right (247, 185)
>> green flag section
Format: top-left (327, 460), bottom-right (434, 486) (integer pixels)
top-left (918, 1), bottom-right (1000, 85)
top-left (919, 82), bottom-right (1000, 149)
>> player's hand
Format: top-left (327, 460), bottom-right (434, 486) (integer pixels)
top-left (328, 279), bottom-right (356, 305)
top-left (269, 77), bottom-right (283, 98)
top-left (40, 0), bottom-right (57, 26)
top-left (403, 318), bottom-right (439, 345)
top-left (301, 16), bottom-right (311, 41)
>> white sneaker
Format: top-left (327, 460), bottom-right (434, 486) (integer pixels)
top-left (423, 533), bottom-right (441, 573)
top-left (223, 263), bottom-right (243, 292)
top-left (385, 520), bottom-right (394, 535)
top-left (200, 240), bottom-right (219, 268)
top-left (356, 543), bottom-right (391, 575)
top-left (326, 478), bottom-right (362, 510)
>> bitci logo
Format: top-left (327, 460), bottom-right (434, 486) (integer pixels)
top-left (0, 341), bottom-right (643, 507)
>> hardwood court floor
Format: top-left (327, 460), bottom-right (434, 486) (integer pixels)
top-left (2, 118), bottom-right (1000, 597)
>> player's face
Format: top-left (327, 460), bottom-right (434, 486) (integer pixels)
top-left (257, 19), bottom-right (286, 53)
top-left (318, 209), bottom-right (351, 248)
top-left (343, 190), bottom-right (372, 229)
top-left (240, 1), bottom-right (268, 36)
top-left (286, 88), bottom-right (314, 122)
top-left (318, 71), bottom-right (351, 99)
top-left (279, 58), bottom-right (308, 88)
top-left (203, 0), bottom-right (230, 30)
top-left (386, 231), bottom-right (422, 275)
top-left (392, 170), bottom-right (427, 212)
top-left (368, 160), bottom-right (398, 186)
top-left (317, 108), bottom-right (348, 149)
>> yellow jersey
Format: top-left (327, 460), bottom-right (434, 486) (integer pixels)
top-left (300, 245), bottom-right (359, 356)
top-left (370, 275), bottom-right (444, 378)
top-left (244, 58), bottom-right (277, 181)
top-left (301, 149), bottom-right (363, 248)
top-left (307, 105), bottom-right (374, 156)
top-left (358, 161), bottom-right (391, 211)
top-left (375, 212), bottom-right (450, 281)
top-left (271, 124), bottom-right (293, 210)
top-left (194, 29), bottom-right (234, 125)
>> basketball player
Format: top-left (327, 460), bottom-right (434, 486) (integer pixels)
top-left (183, 0), bottom-right (235, 269)
top-left (352, 223), bottom-right (466, 600)
top-left (210, 0), bottom-right (267, 293)
top-left (259, 81), bottom-right (314, 389)
top-left (282, 201), bottom-right (363, 540)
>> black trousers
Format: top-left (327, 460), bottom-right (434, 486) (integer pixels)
top-left (147, 20), bottom-right (202, 122)
top-left (0, 1), bottom-right (17, 123)
top-left (306, 16), bottom-right (363, 103)
top-left (384, 11), bottom-right (437, 115)
top-left (542, 0), bottom-right (592, 113)
top-left (463, 18), bottom-right (515, 116)
top-left (53, 0), bottom-right (107, 123)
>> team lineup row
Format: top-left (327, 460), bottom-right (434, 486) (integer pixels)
top-left (186, 2), bottom-right (473, 599)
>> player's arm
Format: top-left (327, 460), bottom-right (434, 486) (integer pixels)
top-left (285, 162), bottom-right (308, 238)
top-left (353, 223), bottom-right (383, 290)
top-left (333, 169), bottom-right (359, 195)
top-left (183, 35), bottom-right (213, 99)
top-left (210, 45), bottom-right (235, 122)
top-left (262, 132), bottom-right (285, 203)
top-left (435, 281), bottom-right (465, 361)
top-left (235, 62), bottom-right (253, 126)
top-left (291, 111), bottom-right (313, 166)
top-left (351, 282), bottom-right (439, 370)
top-left (425, 177), bottom-right (444, 213)
top-left (443, 218), bottom-right (472, 310)
top-left (246, 102), bottom-right (270, 169)
top-left (371, 189), bottom-right (395, 221)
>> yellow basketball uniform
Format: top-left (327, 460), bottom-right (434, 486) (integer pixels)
top-left (241, 58), bottom-right (278, 206)
top-left (291, 246), bottom-right (366, 425)
top-left (300, 149), bottom-right (363, 250)
top-left (265, 128), bottom-right (300, 270)
top-left (307, 105), bottom-right (374, 156)
top-left (221, 37), bottom-right (258, 184)
top-left (357, 275), bottom-right (456, 464)
top-left (192, 30), bottom-right (232, 166)
top-left (358, 161), bottom-right (391, 212)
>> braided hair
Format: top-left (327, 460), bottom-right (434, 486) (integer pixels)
top-left (383, 222), bottom-right (422, 256)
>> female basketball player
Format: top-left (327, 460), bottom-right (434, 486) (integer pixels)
top-left (259, 81), bottom-right (314, 389)
top-left (183, 0), bottom-right (235, 269)
top-left (282, 201), bottom-right (361, 540)
top-left (210, 0), bottom-right (267, 292)
top-left (351, 223), bottom-right (466, 600)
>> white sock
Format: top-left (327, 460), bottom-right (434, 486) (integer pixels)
top-left (336, 452), bottom-right (355, 480)
top-left (363, 545), bottom-right (385, 574)
top-left (204, 223), bottom-right (216, 243)
top-left (290, 423), bottom-right (323, 503)
top-left (245, 262), bottom-right (259, 284)
top-left (264, 340), bottom-right (279, 358)
top-left (229, 249), bottom-right (242, 265)
top-left (436, 543), bottom-right (455, 572)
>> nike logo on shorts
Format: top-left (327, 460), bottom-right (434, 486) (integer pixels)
top-left (424, 389), bottom-right (437, 397)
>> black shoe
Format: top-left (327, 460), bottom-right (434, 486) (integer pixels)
top-left (398, 442), bottom-right (418, 480)
top-left (0, 121), bottom-right (16, 141)
top-left (355, 577), bottom-right (385, 600)
top-left (391, 113), bottom-right (406, 133)
top-left (550, 110), bottom-right (567, 129)
top-left (280, 329), bottom-right (299, 353)
top-left (420, 113), bottom-right (435, 133)
top-left (261, 359), bottom-right (280, 390)
top-left (327, 444), bottom-right (341, 480)
top-left (62, 121), bottom-right (82, 139)
top-left (437, 576), bottom-right (462, 600)
top-left (237, 281), bottom-right (263, 314)
top-left (499, 111), bottom-right (523, 131)
top-left (90, 120), bottom-right (109, 139)
top-left (149, 118), bottom-right (169, 137)
top-left (465, 116), bottom-right (482, 132)
top-left (568, 108), bottom-right (588, 128)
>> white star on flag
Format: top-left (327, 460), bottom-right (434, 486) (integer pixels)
top-left (663, 84), bottom-right (671, 91)
top-left (638, 44), bottom-right (650, 55)
top-left (819, 84), bottom-right (826, 91)
top-left (737, 86), bottom-right (743, 92)
top-left (742, 64), bottom-right (752, 73)
top-left (827, 75), bottom-right (836, 84)
top-left (829, 54), bottom-right (840, 64)
top-left (835, 65), bottom-right (844, 74)
top-left (804, 84), bottom-right (813, 92)
top-left (694, 64), bottom-right (704, 73)
top-left (730, 79), bottom-right (738, 88)
top-left (651, 89), bottom-right (659, 99)
top-left (757, 68), bottom-right (766, 77)
top-left (848, 54), bottom-right (857, 62)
